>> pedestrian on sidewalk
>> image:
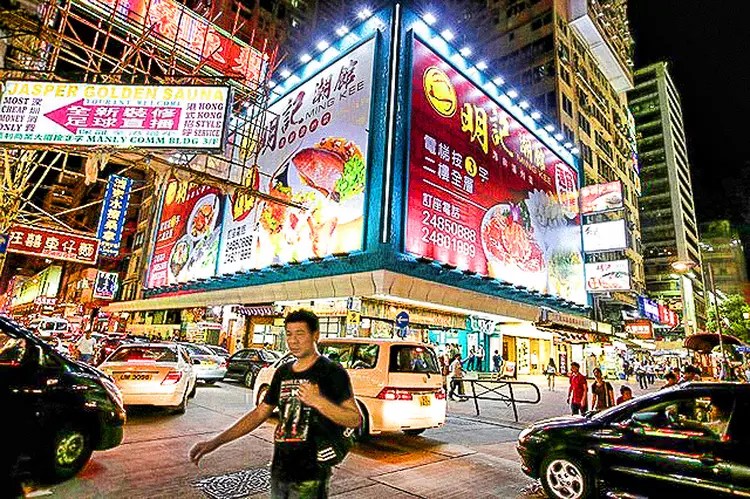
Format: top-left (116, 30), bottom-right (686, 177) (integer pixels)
top-left (590, 368), bottom-right (615, 411)
top-left (646, 361), bottom-right (655, 385)
top-left (448, 353), bottom-right (466, 401)
top-left (567, 362), bottom-right (588, 415)
top-left (545, 358), bottom-right (557, 391)
top-left (467, 346), bottom-right (477, 371)
top-left (189, 310), bottom-right (362, 499)
top-left (635, 361), bottom-right (647, 390)
top-left (616, 386), bottom-right (633, 405)
top-left (476, 344), bottom-right (485, 372)
top-left (492, 350), bottom-right (503, 373)
top-left (76, 330), bottom-right (97, 364)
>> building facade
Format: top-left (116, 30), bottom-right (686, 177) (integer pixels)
top-left (700, 220), bottom-right (749, 300)
top-left (629, 61), bottom-right (705, 333)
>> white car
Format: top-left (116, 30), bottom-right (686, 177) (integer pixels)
top-left (99, 343), bottom-right (198, 413)
top-left (179, 342), bottom-right (227, 384)
top-left (253, 338), bottom-right (446, 437)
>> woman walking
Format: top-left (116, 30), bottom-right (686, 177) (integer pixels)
top-left (591, 368), bottom-right (615, 411)
top-left (545, 358), bottom-right (557, 391)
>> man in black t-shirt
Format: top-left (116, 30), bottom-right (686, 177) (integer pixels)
top-left (189, 310), bottom-right (361, 498)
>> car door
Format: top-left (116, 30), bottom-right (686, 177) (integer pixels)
top-left (227, 349), bottom-right (249, 378)
top-left (726, 393), bottom-right (750, 496)
top-left (598, 390), bottom-right (734, 497)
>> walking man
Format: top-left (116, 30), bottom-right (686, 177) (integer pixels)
top-left (76, 330), bottom-right (97, 364)
top-left (448, 353), bottom-right (465, 401)
top-left (492, 350), bottom-right (503, 373)
top-left (567, 362), bottom-right (588, 415)
top-left (189, 310), bottom-right (361, 498)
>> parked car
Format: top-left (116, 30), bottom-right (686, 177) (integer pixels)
top-left (179, 342), bottom-right (227, 384)
top-left (253, 338), bottom-right (446, 437)
top-left (204, 344), bottom-right (230, 360)
top-left (225, 348), bottom-right (280, 388)
top-left (0, 316), bottom-right (125, 481)
top-left (516, 382), bottom-right (748, 499)
top-left (98, 343), bottom-right (197, 413)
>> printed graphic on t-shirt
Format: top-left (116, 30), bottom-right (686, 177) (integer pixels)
top-left (275, 379), bottom-right (312, 443)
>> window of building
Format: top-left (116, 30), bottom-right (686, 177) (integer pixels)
top-left (562, 93), bottom-right (573, 116)
top-left (563, 125), bottom-right (575, 142)
top-left (561, 66), bottom-right (570, 85)
top-left (578, 114), bottom-right (590, 136)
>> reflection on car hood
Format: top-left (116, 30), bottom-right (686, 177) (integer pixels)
top-left (529, 415), bottom-right (592, 430)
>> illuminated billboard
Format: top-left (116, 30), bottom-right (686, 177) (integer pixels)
top-left (404, 38), bottom-right (585, 304)
top-left (582, 219), bottom-right (628, 252)
top-left (148, 181), bottom-right (225, 287)
top-left (218, 38), bottom-right (375, 274)
top-left (580, 181), bottom-right (623, 214)
top-left (93, 271), bottom-right (119, 300)
top-left (624, 319), bottom-right (653, 339)
top-left (5, 225), bottom-right (99, 265)
top-left (585, 260), bottom-right (631, 292)
top-left (0, 81), bottom-right (230, 149)
top-left (72, 0), bottom-right (266, 83)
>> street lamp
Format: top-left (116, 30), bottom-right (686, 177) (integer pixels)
top-left (670, 260), bottom-right (697, 335)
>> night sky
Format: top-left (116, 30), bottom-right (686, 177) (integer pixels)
top-left (629, 1), bottom-right (750, 240)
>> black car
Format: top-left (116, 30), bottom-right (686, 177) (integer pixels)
top-left (517, 382), bottom-right (748, 499)
top-left (0, 317), bottom-right (126, 484)
top-left (225, 348), bottom-right (280, 388)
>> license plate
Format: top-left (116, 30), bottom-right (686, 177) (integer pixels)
top-left (119, 373), bottom-right (151, 381)
top-left (419, 395), bottom-right (431, 407)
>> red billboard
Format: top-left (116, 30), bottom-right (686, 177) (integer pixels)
top-left (5, 225), bottom-right (99, 265)
top-left (405, 38), bottom-right (585, 304)
top-left (147, 181), bottom-right (225, 288)
top-left (624, 319), bottom-right (653, 339)
top-left (79, 0), bottom-right (266, 83)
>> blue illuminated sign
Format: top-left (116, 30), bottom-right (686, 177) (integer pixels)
top-left (97, 174), bottom-right (132, 258)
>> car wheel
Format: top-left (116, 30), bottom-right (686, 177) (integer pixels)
top-left (172, 389), bottom-right (189, 415)
top-left (204, 380), bottom-right (216, 385)
top-left (46, 425), bottom-right (93, 481)
top-left (244, 370), bottom-right (256, 389)
top-left (403, 429), bottom-right (426, 436)
top-left (256, 384), bottom-right (269, 407)
top-left (540, 453), bottom-right (594, 499)
top-left (354, 402), bottom-right (371, 441)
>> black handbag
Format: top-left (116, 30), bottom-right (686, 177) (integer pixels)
top-left (314, 426), bottom-right (356, 468)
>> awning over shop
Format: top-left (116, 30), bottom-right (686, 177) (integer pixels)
top-left (103, 270), bottom-right (544, 322)
top-left (683, 332), bottom-right (746, 353)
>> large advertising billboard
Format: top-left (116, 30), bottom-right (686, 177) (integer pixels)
top-left (582, 219), bottom-right (628, 252)
top-left (580, 181), bottom-right (623, 214)
top-left (585, 260), bottom-right (631, 292)
top-left (405, 38), bottom-right (585, 304)
top-left (93, 271), bottom-right (119, 300)
top-left (0, 81), bottom-right (230, 149)
top-left (217, 38), bottom-right (375, 274)
top-left (72, 0), bottom-right (266, 83)
top-left (148, 181), bottom-right (225, 287)
top-left (96, 175), bottom-right (133, 258)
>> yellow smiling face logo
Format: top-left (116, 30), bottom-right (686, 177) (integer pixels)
top-left (423, 66), bottom-right (457, 118)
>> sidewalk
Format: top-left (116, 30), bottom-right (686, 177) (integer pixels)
top-left (447, 373), bottom-right (666, 427)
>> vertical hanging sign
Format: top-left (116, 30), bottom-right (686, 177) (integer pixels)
top-left (97, 175), bottom-right (133, 257)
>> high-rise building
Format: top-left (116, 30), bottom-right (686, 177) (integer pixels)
top-left (471, 0), bottom-right (643, 320)
top-left (700, 220), bottom-right (749, 300)
top-left (628, 61), bottom-right (705, 333)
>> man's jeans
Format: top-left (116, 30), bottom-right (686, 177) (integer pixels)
top-left (271, 474), bottom-right (330, 499)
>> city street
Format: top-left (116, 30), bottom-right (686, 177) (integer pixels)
top-left (30, 380), bottom-right (537, 499)
top-left (28, 375), bottom-right (664, 499)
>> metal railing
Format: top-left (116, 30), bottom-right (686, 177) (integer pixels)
top-left (452, 377), bottom-right (541, 422)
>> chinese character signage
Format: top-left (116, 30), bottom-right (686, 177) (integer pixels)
top-left (580, 181), bottom-right (624, 214)
top-left (582, 220), bottom-right (628, 252)
top-left (147, 181), bottom-right (225, 287)
top-left (405, 38), bottom-right (585, 304)
top-left (218, 38), bottom-right (375, 274)
top-left (585, 260), bottom-right (631, 292)
top-left (97, 175), bottom-right (132, 257)
top-left (624, 319), bottom-right (653, 339)
top-left (0, 81), bottom-right (230, 149)
top-left (638, 296), bottom-right (660, 323)
top-left (5, 225), bottom-right (99, 265)
top-left (93, 271), bottom-right (119, 300)
top-left (72, 0), bottom-right (266, 83)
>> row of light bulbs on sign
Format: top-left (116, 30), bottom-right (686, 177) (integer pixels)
top-left (267, 8), bottom-right (579, 158)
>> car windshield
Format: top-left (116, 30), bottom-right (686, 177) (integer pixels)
top-left (389, 345), bottom-right (441, 374)
top-left (183, 344), bottom-right (212, 356)
top-left (109, 346), bottom-right (177, 363)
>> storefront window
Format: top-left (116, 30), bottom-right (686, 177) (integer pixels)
top-left (319, 317), bottom-right (342, 338)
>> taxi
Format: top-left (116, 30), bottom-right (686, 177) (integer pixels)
top-left (99, 343), bottom-right (197, 413)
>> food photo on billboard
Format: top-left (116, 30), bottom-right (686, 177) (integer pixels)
top-left (584, 260), bottom-right (631, 292)
top-left (404, 37), bottom-right (585, 304)
top-left (218, 37), bottom-right (376, 275)
top-left (148, 181), bottom-right (225, 287)
top-left (580, 181), bottom-right (624, 214)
